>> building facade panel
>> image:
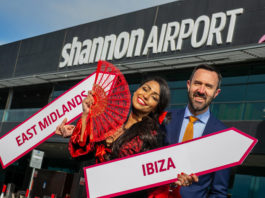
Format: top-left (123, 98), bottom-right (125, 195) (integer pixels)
top-left (14, 30), bottom-right (66, 77)
top-left (0, 0), bottom-right (265, 197)
top-left (0, 42), bottom-right (20, 79)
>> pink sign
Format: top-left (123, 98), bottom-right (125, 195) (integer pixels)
top-left (0, 73), bottom-right (96, 168)
top-left (84, 128), bottom-right (257, 198)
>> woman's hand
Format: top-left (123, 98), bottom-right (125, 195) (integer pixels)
top-left (55, 91), bottom-right (94, 140)
top-left (174, 172), bottom-right (199, 187)
top-left (80, 90), bottom-right (95, 143)
top-left (55, 118), bottom-right (75, 138)
top-left (82, 91), bottom-right (95, 117)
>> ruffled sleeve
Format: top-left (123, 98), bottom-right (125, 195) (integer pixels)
top-left (118, 136), bottom-right (143, 157)
top-left (68, 117), bottom-right (94, 158)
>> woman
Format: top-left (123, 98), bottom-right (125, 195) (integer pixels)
top-left (56, 76), bottom-right (198, 197)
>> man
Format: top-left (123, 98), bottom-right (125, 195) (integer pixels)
top-left (165, 64), bottom-right (230, 198)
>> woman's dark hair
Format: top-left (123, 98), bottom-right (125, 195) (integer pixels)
top-left (112, 76), bottom-right (170, 158)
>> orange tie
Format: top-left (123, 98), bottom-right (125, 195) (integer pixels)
top-left (182, 116), bottom-right (198, 142)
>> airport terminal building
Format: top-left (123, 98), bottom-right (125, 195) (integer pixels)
top-left (0, 0), bottom-right (265, 197)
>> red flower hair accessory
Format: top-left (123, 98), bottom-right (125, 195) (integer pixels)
top-left (158, 111), bottom-right (168, 124)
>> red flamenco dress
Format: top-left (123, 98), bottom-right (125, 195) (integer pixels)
top-left (68, 118), bottom-right (181, 198)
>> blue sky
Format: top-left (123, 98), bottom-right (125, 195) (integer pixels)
top-left (0, 0), bottom-right (176, 45)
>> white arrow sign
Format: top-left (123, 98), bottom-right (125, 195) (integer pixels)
top-left (84, 128), bottom-right (257, 198)
top-left (0, 72), bottom-right (116, 169)
top-left (0, 73), bottom-right (96, 168)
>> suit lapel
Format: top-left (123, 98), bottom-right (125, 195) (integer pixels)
top-left (202, 114), bottom-right (216, 136)
top-left (168, 109), bottom-right (185, 144)
top-left (175, 109), bottom-right (185, 142)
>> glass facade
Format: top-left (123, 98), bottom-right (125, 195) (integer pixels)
top-left (1, 0), bottom-right (265, 195)
top-left (2, 63), bottom-right (265, 123)
top-left (0, 62), bottom-right (265, 197)
top-left (10, 84), bottom-right (52, 109)
top-left (0, 88), bottom-right (8, 121)
top-left (127, 63), bottom-right (265, 121)
top-left (3, 108), bottom-right (40, 122)
top-left (231, 174), bottom-right (265, 198)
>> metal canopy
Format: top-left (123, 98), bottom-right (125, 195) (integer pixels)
top-left (0, 43), bottom-right (265, 88)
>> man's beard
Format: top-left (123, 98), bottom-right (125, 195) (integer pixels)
top-left (188, 91), bottom-right (214, 113)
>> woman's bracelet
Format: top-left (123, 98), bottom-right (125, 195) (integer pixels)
top-left (169, 183), bottom-right (178, 192)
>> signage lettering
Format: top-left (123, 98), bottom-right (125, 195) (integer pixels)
top-left (59, 8), bottom-right (244, 68)
top-left (38, 91), bottom-right (86, 131)
top-left (0, 72), bottom-right (117, 169)
top-left (84, 128), bottom-right (257, 198)
top-left (16, 125), bottom-right (37, 146)
top-left (14, 91), bottom-right (87, 147)
top-left (142, 157), bottom-right (176, 176)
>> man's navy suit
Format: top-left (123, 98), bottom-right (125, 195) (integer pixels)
top-left (165, 108), bottom-right (230, 198)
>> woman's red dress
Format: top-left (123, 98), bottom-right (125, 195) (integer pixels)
top-left (68, 118), bottom-right (181, 198)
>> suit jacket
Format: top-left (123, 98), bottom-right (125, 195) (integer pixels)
top-left (165, 108), bottom-right (230, 198)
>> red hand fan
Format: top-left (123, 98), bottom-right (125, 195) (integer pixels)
top-left (80, 60), bottom-right (131, 143)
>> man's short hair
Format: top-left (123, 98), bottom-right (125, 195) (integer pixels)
top-left (189, 64), bottom-right (222, 89)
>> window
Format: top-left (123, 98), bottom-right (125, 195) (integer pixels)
top-left (11, 84), bottom-right (52, 109)
top-left (0, 88), bottom-right (8, 109)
